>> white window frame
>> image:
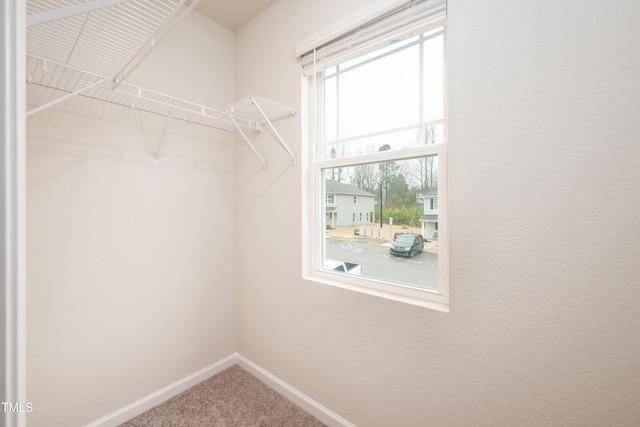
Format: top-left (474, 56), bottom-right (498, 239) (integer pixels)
top-left (299, 0), bottom-right (448, 312)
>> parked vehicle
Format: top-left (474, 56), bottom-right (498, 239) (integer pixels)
top-left (324, 259), bottom-right (363, 275)
top-left (390, 233), bottom-right (424, 258)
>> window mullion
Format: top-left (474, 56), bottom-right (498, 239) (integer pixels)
top-left (335, 66), bottom-right (340, 147)
top-left (318, 143), bottom-right (445, 170)
top-left (419, 32), bottom-right (425, 138)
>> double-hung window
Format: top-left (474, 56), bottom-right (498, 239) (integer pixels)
top-left (298, 0), bottom-right (448, 311)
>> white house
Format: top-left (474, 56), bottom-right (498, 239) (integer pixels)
top-left (418, 190), bottom-right (438, 240)
top-left (325, 179), bottom-right (375, 227)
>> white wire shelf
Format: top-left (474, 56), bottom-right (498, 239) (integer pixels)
top-left (220, 96), bottom-right (298, 168)
top-left (26, 0), bottom-right (193, 82)
top-left (221, 96), bottom-right (297, 130)
top-left (25, 55), bottom-right (234, 130)
top-left (26, 55), bottom-right (298, 168)
top-left (25, 0), bottom-right (297, 169)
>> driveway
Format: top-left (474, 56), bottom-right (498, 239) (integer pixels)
top-left (326, 225), bottom-right (438, 253)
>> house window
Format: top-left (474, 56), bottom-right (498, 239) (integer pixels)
top-left (354, 196), bottom-right (357, 203)
top-left (299, 0), bottom-right (448, 311)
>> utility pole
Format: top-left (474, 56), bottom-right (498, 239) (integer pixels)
top-left (379, 182), bottom-right (383, 228)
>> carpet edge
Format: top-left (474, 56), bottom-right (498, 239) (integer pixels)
top-left (235, 354), bottom-right (356, 427)
top-left (85, 353), bottom-right (355, 427)
top-left (84, 354), bottom-right (237, 427)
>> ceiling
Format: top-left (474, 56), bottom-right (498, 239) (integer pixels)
top-left (195, 0), bottom-right (279, 31)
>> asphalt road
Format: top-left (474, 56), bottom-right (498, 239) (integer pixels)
top-left (325, 238), bottom-right (438, 290)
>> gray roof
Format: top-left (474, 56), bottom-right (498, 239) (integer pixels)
top-left (419, 214), bottom-right (438, 222)
top-left (417, 190), bottom-right (438, 199)
top-left (325, 180), bottom-right (375, 197)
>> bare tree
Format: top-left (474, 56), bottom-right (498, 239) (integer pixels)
top-left (413, 124), bottom-right (438, 191)
top-left (328, 146), bottom-right (346, 182)
top-left (350, 163), bottom-right (378, 193)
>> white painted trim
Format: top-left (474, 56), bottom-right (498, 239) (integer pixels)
top-left (85, 354), bottom-right (237, 427)
top-left (85, 353), bottom-right (355, 427)
top-left (1, 0), bottom-right (27, 426)
top-left (236, 355), bottom-right (356, 427)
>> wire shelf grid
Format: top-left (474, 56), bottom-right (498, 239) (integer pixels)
top-left (25, 0), bottom-right (297, 167)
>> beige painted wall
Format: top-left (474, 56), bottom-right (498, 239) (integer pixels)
top-left (236, 1), bottom-right (640, 426)
top-left (22, 1), bottom-right (640, 425)
top-left (26, 12), bottom-right (237, 427)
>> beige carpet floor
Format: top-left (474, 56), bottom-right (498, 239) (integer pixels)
top-left (119, 364), bottom-right (327, 426)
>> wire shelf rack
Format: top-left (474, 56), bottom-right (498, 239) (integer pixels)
top-left (26, 0), bottom-right (191, 81)
top-left (221, 96), bottom-right (297, 129)
top-left (25, 0), bottom-right (297, 169)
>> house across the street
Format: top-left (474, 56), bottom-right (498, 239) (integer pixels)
top-left (418, 190), bottom-right (438, 240)
top-left (325, 180), bottom-right (375, 228)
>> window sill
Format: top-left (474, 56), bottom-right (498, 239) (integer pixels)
top-left (303, 269), bottom-right (449, 312)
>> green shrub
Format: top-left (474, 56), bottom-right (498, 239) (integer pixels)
top-left (381, 205), bottom-right (422, 227)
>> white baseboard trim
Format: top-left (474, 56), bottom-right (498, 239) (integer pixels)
top-left (85, 353), bottom-right (354, 427)
top-left (85, 354), bottom-right (237, 427)
top-left (235, 354), bottom-right (356, 427)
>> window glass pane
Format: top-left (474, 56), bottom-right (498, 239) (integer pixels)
top-left (323, 75), bottom-right (338, 143)
top-left (422, 33), bottom-right (444, 122)
top-left (340, 35), bottom-right (419, 70)
top-left (323, 128), bottom-right (418, 160)
top-left (423, 122), bottom-right (444, 145)
top-left (320, 29), bottom-right (444, 161)
top-left (337, 45), bottom-right (420, 141)
top-left (322, 156), bottom-right (439, 290)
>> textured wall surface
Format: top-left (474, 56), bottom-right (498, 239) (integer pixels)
top-left (236, 0), bottom-right (640, 426)
top-left (22, 1), bottom-right (640, 425)
top-left (26, 12), bottom-right (238, 427)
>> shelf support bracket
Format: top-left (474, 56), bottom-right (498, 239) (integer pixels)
top-left (113, 0), bottom-right (201, 87)
top-left (153, 103), bottom-right (175, 166)
top-left (250, 96), bottom-right (296, 167)
top-left (26, 75), bottom-right (113, 117)
top-left (229, 115), bottom-right (267, 171)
